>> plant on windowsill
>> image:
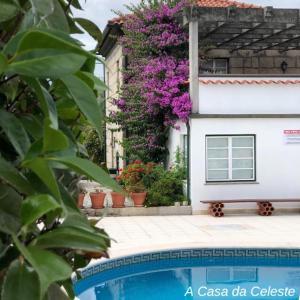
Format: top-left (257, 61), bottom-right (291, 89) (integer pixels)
top-left (117, 161), bottom-right (148, 207)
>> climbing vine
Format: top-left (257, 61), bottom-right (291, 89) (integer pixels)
top-left (109, 0), bottom-right (192, 163)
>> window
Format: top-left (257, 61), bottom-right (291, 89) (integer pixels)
top-left (207, 267), bottom-right (257, 284)
top-left (116, 60), bottom-right (120, 91)
top-left (199, 58), bottom-right (228, 74)
top-left (206, 135), bottom-right (255, 182)
top-left (106, 71), bottom-right (109, 99)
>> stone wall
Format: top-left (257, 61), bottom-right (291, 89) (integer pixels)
top-left (203, 49), bottom-right (300, 75)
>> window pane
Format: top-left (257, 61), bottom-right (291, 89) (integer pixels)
top-left (232, 148), bottom-right (253, 158)
top-left (207, 170), bottom-right (229, 180)
top-left (232, 159), bottom-right (253, 169)
top-left (207, 149), bottom-right (228, 159)
top-left (208, 159), bottom-right (228, 169)
top-left (215, 59), bottom-right (228, 68)
top-left (232, 169), bottom-right (253, 180)
top-left (232, 137), bottom-right (253, 147)
top-left (207, 138), bottom-right (228, 148)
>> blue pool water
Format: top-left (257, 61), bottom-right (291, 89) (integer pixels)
top-left (73, 249), bottom-right (300, 300)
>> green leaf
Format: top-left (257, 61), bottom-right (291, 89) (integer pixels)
top-left (0, 0), bottom-right (19, 22)
top-left (42, 0), bottom-right (69, 32)
top-left (45, 284), bottom-right (70, 300)
top-left (8, 52), bottom-right (86, 79)
top-left (75, 18), bottom-right (103, 42)
top-left (0, 109), bottom-right (31, 159)
top-left (32, 226), bottom-right (109, 252)
top-left (30, 0), bottom-right (54, 17)
top-left (61, 75), bottom-right (102, 135)
top-left (20, 115), bottom-right (43, 140)
top-left (2, 260), bottom-right (40, 300)
top-left (24, 78), bottom-right (58, 128)
top-left (16, 29), bottom-right (93, 59)
top-left (21, 194), bottom-right (60, 227)
top-left (3, 31), bottom-right (27, 57)
top-left (0, 156), bottom-right (35, 195)
top-left (13, 237), bottom-right (72, 297)
top-left (23, 158), bottom-right (61, 200)
top-left (0, 184), bottom-right (22, 234)
top-left (43, 119), bottom-right (69, 153)
top-left (82, 71), bottom-right (107, 93)
top-left (0, 52), bottom-right (8, 75)
top-left (70, 0), bottom-right (82, 10)
top-left (48, 156), bottom-right (123, 192)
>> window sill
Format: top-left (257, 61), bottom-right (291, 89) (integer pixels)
top-left (205, 181), bottom-right (259, 185)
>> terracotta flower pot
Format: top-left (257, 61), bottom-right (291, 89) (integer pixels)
top-left (111, 192), bottom-right (125, 208)
top-left (90, 192), bottom-right (106, 209)
top-left (78, 193), bottom-right (84, 208)
top-left (131, 192), bottom-right (147, 207)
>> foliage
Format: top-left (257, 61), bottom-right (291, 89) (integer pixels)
top-left (172, 146), bottom-right (187, 180)
top-left (0, 1), bottom-right (121, 299)
top-left (83, 127), bottom-right (105, 166)
top-left (109, 0), bottom-right (191, 163)
top-left (117, 161), bottom-right (150, 192)
top-left (146, 169), bottom-right (186, 206)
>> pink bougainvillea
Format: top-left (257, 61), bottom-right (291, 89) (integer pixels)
top-left (109, 0), bottom-right (191, 163)
top-left (142, 56), bottom-right (191, 125)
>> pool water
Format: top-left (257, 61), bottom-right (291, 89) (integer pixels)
top-left (73, 249), bottom-right (300, 300)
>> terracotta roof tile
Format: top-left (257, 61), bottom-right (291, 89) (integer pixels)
top-left (108, 16), bottom-right (126, 25)
top-left (199, 79), bottom-right (300, 85)
top-left (196, 0), bottom-right (259, 8)
top-left (108, 0), bottom-right (259, 25)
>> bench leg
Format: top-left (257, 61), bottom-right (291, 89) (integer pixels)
top-left (208, 203), bottom-right (224, 217)
top-left (257, 202), bottom-right (274, 216)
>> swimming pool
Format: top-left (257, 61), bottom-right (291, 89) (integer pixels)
top-left (73, 248), bottom-right (300, 300)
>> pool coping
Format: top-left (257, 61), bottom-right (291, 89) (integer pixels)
top-left (74, 247), bottom-right (300, 284)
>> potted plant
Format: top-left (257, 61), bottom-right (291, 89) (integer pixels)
top-left (90, 189), bottom-right (106, 209)
top-left (78, 192), bottom-right (85, 208)
top-left (130, 181), bottom-right (147, 207)
top-left (117, 161), bottom-right (147, 207)
top-left (111, 191), bottom-right (126, 208)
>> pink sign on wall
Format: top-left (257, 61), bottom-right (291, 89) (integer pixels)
top-left (284, 130), bottom-right (300, 144)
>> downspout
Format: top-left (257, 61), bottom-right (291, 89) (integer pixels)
top-left (103, 63), bottom-right (107, 164)
top-left (187, 121), bottom-right (191, 205)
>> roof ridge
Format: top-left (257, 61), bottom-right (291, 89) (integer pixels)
top-left (196, 0), bottom-right (260, 8)
top-left (108, 0), bottom-right (260, 25)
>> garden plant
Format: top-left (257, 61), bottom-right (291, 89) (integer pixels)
top-left (110, 0), bottom-right (192, 163)
top-left (0, 0), bottom-right (122, 299)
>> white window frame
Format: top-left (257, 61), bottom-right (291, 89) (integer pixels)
top-left (199, 58), bottom-right (229, 74)
top-left (206, 135), bottom-right (256, 182)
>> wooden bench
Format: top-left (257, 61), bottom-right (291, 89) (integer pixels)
top-left (201, 199), bottom-right (300, 217)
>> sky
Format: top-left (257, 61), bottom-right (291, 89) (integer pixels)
top-left (73, 0), bottom-right (300, 76)
top-left (74, 0), bottom-right (300, 49)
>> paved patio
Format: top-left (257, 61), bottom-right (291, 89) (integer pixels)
top-left (96, 214), bottom-right (300, 258)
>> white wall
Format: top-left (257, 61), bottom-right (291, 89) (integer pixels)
top-left (199, 77), bottom-right (300, 115)
top-left (105, 44), bottom-right (124, 169)
top-left (190, 118), bottom-right (300, 213)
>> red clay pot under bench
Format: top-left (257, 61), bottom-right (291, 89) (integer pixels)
top-left (90, 192), bottom-right (106, 209)
top-left (78, 193), bottom-right (84, 208)
top-left (111, 192), bottom-right (125, 208)
top-left (131, 192), bottom-right (147, 207)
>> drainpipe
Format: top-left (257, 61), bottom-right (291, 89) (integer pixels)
top-left (187, 121), bottom-right (191, 205)
top-left (103, 63), bottom-right (107, 164)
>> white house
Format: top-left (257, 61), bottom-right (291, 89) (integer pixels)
top-left (170, 2), bottom-right (300, 214)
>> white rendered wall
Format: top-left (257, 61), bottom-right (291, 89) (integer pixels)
top-left (105, 44), bottom-right (124, 169)
top-left (199, 77), bottom-right (300, 115)
top-left (190, 118), bottom-right (300, 213)
top-left (167, 122), bottom-right (187, 168)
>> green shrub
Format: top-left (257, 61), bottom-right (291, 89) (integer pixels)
top-left (146, 171), bottom-right (186, 207)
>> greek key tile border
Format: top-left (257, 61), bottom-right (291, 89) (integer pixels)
top-left (75, 248), bottom-right (300, 282)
